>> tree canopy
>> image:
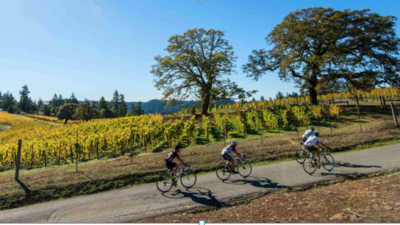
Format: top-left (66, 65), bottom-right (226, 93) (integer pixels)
top-left (243, 8), bottom-right (400, 104)
top-left (118, 94), bottom-right (127, 117)
top-left (70, 93), bottom-right (79, 104)
top-left (57, 103), bottom-right (77, 124)
top-left (73, 101), bottom-right (100, 121)
top-left (151, 28), bottom-right (256, 115)
top-left (18, 85), bottom-right (31, 112)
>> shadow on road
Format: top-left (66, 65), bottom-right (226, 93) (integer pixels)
top-left (321, 171), bottom-right (368, 179)
top-left (162, 187), bottom-right (223, 207)
top-left (223, 176), bottom-right (288, 189)
top-left (336, 162), bottom-right (382, 168)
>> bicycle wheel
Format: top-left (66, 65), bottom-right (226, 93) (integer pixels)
top-left (236, 159), bottom-right (252, 177)
top-left (303, 157), bottom-right (317, 175)
top-left (216, 162), bottom-right (231, 181)
top-left (180, 169), bottom-right (197, 188)
top-left (295, 149), bottom-right (308, 164)
top-left (322, 154), bottom-right (335, 171)
top-left (156, 172), bottom-right (173, 192)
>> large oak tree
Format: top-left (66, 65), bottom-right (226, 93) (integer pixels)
top-left (243, 8), bottom-right (400, 104)
top-left (151, 28), bottom-right (256, 115)
top-left (57, 103), bottom-right (77, 124)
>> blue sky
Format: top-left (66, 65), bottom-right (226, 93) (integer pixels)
top-left (1, 0), bottom-right (399, 102)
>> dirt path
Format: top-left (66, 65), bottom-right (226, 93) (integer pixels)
top-left (0, 125), bottom-right (11, 131)
top-left (0, 144), bottom-right (399, 222)
top-left (14, 114), bottom-right (61, 126)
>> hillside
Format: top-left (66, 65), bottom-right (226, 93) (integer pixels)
top-left (125, 99), bottom-right (235, 114)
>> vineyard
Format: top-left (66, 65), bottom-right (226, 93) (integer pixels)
top-left (177, 87), bottom-right (400, 114)
top-left (1, 87), bottom-right (399, 172)
top-left (0, 103), bottom-right (340, 171)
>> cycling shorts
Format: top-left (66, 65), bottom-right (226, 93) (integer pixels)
top-left (222, 153), bottom-right (233, 161)
top-left (165, 161), bottom-right (177, 170)
top-left (304, 145), bottom-right (318, 153)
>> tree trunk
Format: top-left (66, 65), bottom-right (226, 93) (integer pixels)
top-left (201, 92), bottom-right (211, 116)
top-left (308, 76), bottom-right (318, 105)
top-left (64, 119), bottom-right (68, 124)
top-left (355, 97), bottom-right (360, 111)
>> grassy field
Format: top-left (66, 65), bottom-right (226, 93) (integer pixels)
top-left (138, 168), bottom-right (400, 223)
top-left (0, 106), bottom-right (399, 210)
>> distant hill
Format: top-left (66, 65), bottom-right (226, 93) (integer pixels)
top-left (126, 99), bottom-right (235, 114)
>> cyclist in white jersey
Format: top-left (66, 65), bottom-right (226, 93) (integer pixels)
top-left (302, 126), bottom-right (315, 143)
top-left (221, 140), bottom-right (243, 173)
top-left (303, 131), bottom-right (330, 168)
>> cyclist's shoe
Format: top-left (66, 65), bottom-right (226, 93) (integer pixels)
top-left (171, 175), bottom-right (176, 182)
top-left (171, 176), bottom-right (177, 187)
top-left (232, 170), bottom-right (239, 174)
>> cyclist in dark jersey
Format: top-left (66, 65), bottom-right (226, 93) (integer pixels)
top-left (165, 145), bottom-right (185, 185)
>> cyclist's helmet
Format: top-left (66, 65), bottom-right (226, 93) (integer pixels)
top-left (309, 125), bottom-right (315, 130)
top-left (314, 131), bottom-right (320, 137)
top-left (232, 140), bottom-right (238, 145)
top-left (175, 145), bottom-right (181, 150)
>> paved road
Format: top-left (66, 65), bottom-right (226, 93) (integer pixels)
top-left (0, 144), bottom-right (399, 222)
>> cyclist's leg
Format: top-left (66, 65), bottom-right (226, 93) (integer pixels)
top-left (304, 146), bottom-right (312, 162)
top-left (172, 163), bottom-right (179, 175)
top-left (167, 162), bottom-right (178, 176)
top-left (307, 146), bottom-right (318, 165)
top-left (229, 159), bottom-right (235, 169)
top-left (316, 149), bottom-right (322, 164)
top-left (222, 153), bottom-right (235, 170)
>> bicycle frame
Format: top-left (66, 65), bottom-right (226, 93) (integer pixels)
top-left (234, 157), bottom-right (245, 167)
top-left (308, 148), bottom-right (326, 163)
top-left (165, 165), bottom-right (189, 183)
top-left (224, 157), bottom-right (244, 168)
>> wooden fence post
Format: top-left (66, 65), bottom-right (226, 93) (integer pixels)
top-left (390, 102), bottom-right (398, 128)
top-left (15, 140), bottom-right (22, 181)
top-left (379, 96), bottom-right (384, 109)
top-left (383, 98), bottom-right (387, 113)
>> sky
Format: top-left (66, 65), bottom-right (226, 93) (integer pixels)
top-left (1, 0), bottom-right (399, 102)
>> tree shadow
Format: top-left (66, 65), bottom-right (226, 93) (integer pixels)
top-left (162, 187), bottom-right (224, 207)
top-left (16, 180), bottom-right (31, 197)
top-left (334, 118), bottom-right (368, 123)
top-left (194, 137), bottom-right (208, 145)
top-left (228, 132), bottom-right (245, 139)
top-left (210, 127), bottom-right (224, 141)
top-left (336, 162), bottom-right (382, 168)
top-left (245, 128), bottom-right (259, 135)
top-left (223, 176), bottom-right (288, 189)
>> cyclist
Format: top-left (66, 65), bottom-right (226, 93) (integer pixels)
top-left (303, 131), bottom-right (330, 168)
top-left (302, 125), bottom-right (315, 143)
top-left (165, 145), bottom-right (185, 186)
top-left (221, 140), bottom-right (243, 173)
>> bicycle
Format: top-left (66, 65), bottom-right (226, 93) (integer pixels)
top-left (303, 148), bottom-right (335, 175)
top-left (216, 154), bottom-right (252, 181)
top-left (296, 144), bottom-right (332, 164)
top-left (156, 164), bottom-right (197, 193)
